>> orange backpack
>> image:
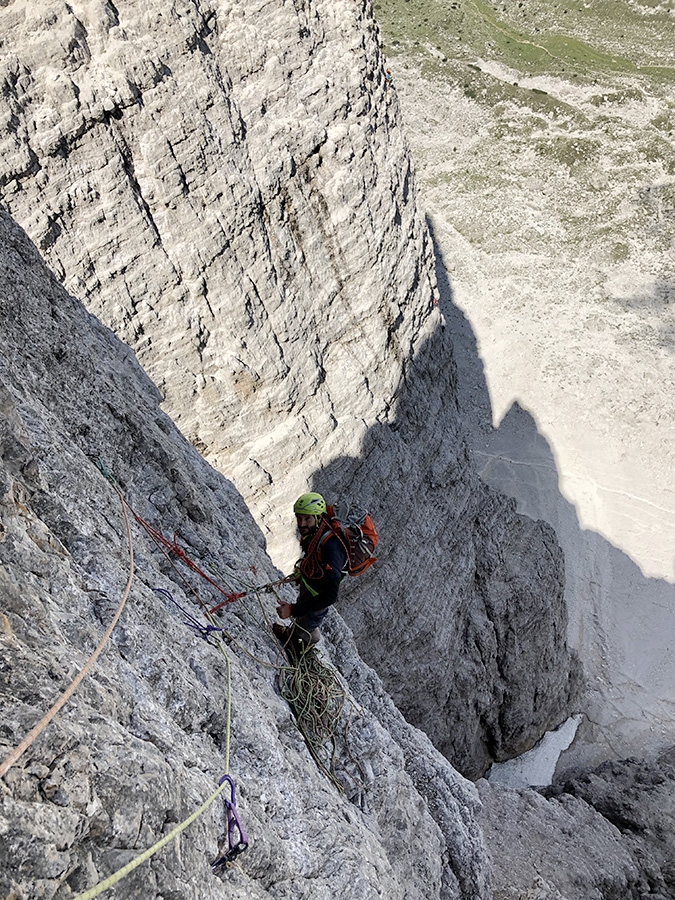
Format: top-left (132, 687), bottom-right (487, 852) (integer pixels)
top-left (324, 503), bottom-right (379, 576)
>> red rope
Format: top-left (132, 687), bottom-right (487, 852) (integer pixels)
top-left (131, 513), bottom-right (245, 607)
top-left (297, 517), bottom-right (348, 580)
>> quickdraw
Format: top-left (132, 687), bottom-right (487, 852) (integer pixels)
top-left (152, 588), bottom-right (225, 645)
top-left (211, 775), bottom-right (249, 870)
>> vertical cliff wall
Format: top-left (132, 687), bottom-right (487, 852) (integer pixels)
top-left (375, 0), bottom-right (675, 775)
top-left (0, 0), bottom-right (579, 775)
top-left (2, 204), bottom-right (672, 900)
top-left (0, 209), bottom-right (490, 900)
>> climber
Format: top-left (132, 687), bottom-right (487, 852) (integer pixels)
top-left (274, 492), bottom-right (347, 649)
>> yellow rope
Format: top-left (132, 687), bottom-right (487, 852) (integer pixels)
top-left (1, 459), bottom-right (242, 899)
top-left (73, 776), bottom-right (230, 900)
top-left (0, 484), bottom-right (134, 780)
top-left (72, 643), bottom-right (233, 900)
top-left (3, 465), bottom-right (238, 897)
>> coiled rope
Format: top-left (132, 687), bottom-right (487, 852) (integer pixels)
top-left (278, 643), bottom-right (367, 792)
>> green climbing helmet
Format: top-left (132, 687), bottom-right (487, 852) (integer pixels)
top-left (293, 492), bottom-right (327, 517)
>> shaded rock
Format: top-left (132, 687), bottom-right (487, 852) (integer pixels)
top-left (478, 780), bottom-right (645, 900)
top-left (544, 748), bottom-right (675, 898)
top-left (478, 746), bottom-right (675, 900)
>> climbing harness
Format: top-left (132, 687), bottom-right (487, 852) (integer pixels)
top-left (211, 775), bottom-right (249, 870)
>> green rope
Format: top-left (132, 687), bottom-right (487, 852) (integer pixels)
top-left (85, 459), bottom-right (358, 891)
top-left (69, 461), bottom-right (249, 898)
top-left (73, 776), bottom-right (230, 900)
top-left (278, 649), bottom-right (349, 790)
top-left (74, 638), bottom-right (235, 900)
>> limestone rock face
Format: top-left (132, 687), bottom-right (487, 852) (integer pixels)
top-left (0, 209), bottom-right (490, 899)
top-left (545, 749), bottom-right (675, 899)
top-left (478, 780), bottom-right (646, 900)
top-left (479, 746), bottom-right (675, 900)
top-left (0, 0), bottom-right (578, 775)
top-left (0, 0), bottom-right (425, 536)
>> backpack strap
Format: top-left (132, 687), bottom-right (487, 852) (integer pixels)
top-left (297, 517), bottom-right (332, 579)
top-left (298, 516), bottom-right (349, 579)
top-left (318, 519), bottom-right (350, 576)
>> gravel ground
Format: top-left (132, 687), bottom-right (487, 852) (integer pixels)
top-left (377, 0), bottom-right (675, 773)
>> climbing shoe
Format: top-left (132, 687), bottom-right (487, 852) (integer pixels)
top-left (272, 623), bottom-right (297, 647)
top-left (295, 626), bottom-right (321, 647)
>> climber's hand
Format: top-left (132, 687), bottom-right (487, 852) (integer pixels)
top-left (276, 601), bottom-right (293, 620)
